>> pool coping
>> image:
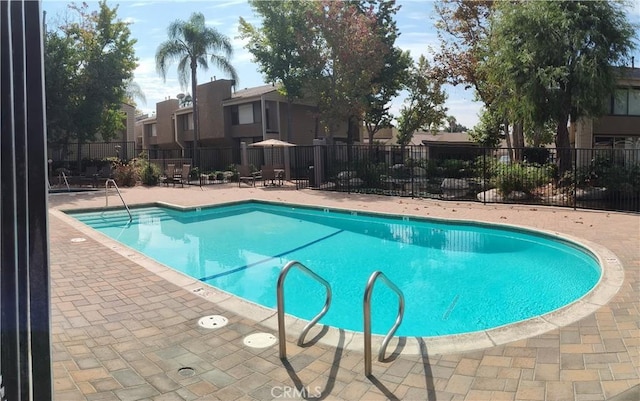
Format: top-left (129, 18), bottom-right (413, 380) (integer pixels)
top-left (50, 199), bottom-right (625, 355)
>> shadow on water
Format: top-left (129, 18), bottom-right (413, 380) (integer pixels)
top-left (281, 328), bottom-right (345, 400)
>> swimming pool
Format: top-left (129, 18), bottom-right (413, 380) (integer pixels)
top-left (69, 201), bottom-right (601, 337)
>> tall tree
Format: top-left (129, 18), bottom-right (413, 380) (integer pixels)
top-left (297, 0), bottom-right (388, 143)
top-left (433, 0), bottom-right (523, 156)
top-left (487, 0), bottom-right (636, 176)
top-left (239, 0), bottom-right (313, 142)
top-left (45, 1), bottom-right (137, 158)
top-left (358, 1), bottom-right (411, 145)
top-left (156, 12), bottom-right (238, 155)
top-left (396, 56), bottom-right (448, 147)
top-left (433, 0), bottom-right (494, 104)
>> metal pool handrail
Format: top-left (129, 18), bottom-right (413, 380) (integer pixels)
top-left (363, 270), bottom-right (405, 377)
top-left (105, 179), bottom-right (132, 222)
top-left (276, 260), bottom-right (332, 359)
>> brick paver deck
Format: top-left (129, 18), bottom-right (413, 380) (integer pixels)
top-left (48, 185), bottom-right (639, 400)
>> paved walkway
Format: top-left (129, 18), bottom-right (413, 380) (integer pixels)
top-left (49, 184), bottom-right (639, 400)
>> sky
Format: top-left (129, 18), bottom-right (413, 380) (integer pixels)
top-left (42, 0), bottom-right (640, 131)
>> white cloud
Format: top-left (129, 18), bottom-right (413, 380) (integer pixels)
top-left (123, 16), bottom-right (142, 25)
top-left (205, 0), bottom-right (245, 10)
top-left (397, 31), bottom-right (438, 61)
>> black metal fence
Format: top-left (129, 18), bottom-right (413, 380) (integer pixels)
top-left (47, 141), bottom-right (640, 212)
top-left (314, 144), bottom-right (639, 213)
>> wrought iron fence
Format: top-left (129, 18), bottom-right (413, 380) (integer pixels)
top-left (46, 141), bottom-right (640, 212)
top-left (314, 144), bottom-right (639, 213)
top-left (47, 141), bottom-right (137, 165)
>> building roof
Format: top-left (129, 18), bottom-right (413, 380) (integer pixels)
top-left (231, 84), bottom-right (279, 100)
top-left (418, 131), bottom-right (473, 143)
top-left (371, 130), bottom-right (474, 146)
top-left (615, 66), bottom-right (640, 80)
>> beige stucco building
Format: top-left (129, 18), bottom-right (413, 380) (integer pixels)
top-left (573, 67), bottom-right (640, 149)
top-left (136, 79), bottom-right (349, 152)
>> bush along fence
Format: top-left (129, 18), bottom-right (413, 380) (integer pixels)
top-left (47, 142), bottom-right (639, 212)
top-left (310, 145), bottom-right (639, 213)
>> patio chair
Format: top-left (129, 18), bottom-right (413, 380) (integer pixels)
top-left (178, 164), bottom-right (191, 187)
top-left (79, 165), bottom-right (99, 187)
top-left (261, 165), bottom-right (282, 186)
top-left (162, 164), bottom-right (178, 187)
top-left (238, 165), bottom-right (261, 187)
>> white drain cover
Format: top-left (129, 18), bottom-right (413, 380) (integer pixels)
top-left (243, 333), bottom-right (277, 348)
top-left (198, 315), bottom-right (228, 329)
top-left (70, 237), bottom-right (86, 243)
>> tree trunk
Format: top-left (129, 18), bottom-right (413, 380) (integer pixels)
top-left (503, 119), bottom-right (513, 161)
top-left (555, 113), bottom-right (572, 180)
top-left (191, 61), bottom-right (199, 167)
top-left (512, 121), bottom-right (524, 161)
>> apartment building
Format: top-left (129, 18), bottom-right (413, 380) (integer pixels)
top-left (136, 78), bottom-right (337, 151)
top-left (572, 67), bottom-right (640, 149)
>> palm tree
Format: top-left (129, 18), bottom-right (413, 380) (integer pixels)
top-left (155, 12), bottom-right (238, 156)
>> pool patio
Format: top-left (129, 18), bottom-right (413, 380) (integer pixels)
top-left (49, 184), bottom-right (639, 400)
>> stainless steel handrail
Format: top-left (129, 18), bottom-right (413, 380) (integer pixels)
top-left (276, 260), bottom-right (332, 359)
top-left (363, 271), bottom-right (405, 377)
top-left (105, 179), bottom-right (132, 222)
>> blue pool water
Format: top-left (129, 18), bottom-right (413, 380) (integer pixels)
top-left (70, 201), bottom-right (601, 337)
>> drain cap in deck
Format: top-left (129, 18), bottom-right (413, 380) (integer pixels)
top-left (243, 333), bottom-right (277, 348)
top-left (70, 237), bottom-right (86, 243)
top-left (198, 315), bottom-right (228, 329)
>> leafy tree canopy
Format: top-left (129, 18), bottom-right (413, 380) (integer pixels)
top-left (396, 55), bottom-right (448, 146)
top-left (486, 0), bottom-right (637, 174)
top-left (359, 1), bottom-right (411, 144)
top-left (239, 0), bottom-right (314, 141)
top-left (297, 0), bottom-right (388, 142)
top-left (45, 1), bottom-right (138, 148)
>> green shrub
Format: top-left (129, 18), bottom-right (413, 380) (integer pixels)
top-left (574, 155), bottom-right (640, 194)
top-left (139, 161), bottom-right (162, 186)
top-left (492, 163), bottom-right (554, 196)
top-left (189, 167), bottom-right (200, 180)
top-left (355, 162), bottom-right (386, 187)
top-left (226, 164), bottom-right (239, 182)
top-left (438, 159), bottom-right (471, 178)
top-left (112, 160), bottom-right (138, 187)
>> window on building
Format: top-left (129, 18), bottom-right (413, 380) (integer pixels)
top-left (611, 88), bottom-right (640, 116)
top-left (629, 89), bottom-right (640, 116)
top-left (231, 106), bottom-right (239, 125)
top-left (150, 124), bottom-right (157, 137)
top-left (182, 114), bottom-right (193, 130)
top-left (231, 103), bottom-right (258, 125)
top-left (239, 104), bottom-right (253, 124)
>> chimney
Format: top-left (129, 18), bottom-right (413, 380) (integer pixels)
top-left (632, 56), bottom-right (635, 69)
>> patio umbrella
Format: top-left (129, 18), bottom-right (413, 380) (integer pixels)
top-left (249, 139), bottom-right (296, 179)
top-left (249, 139), bottom-right (296, 148)
top-left (250, 139), bottom-right (296, 165)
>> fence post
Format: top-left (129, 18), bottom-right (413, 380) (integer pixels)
top-left (573, 148), bottom-right (577, 210)
top-left (483, 148), bottom-right (487, 204)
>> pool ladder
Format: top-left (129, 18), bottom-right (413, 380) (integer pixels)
top-left (363, 271), bottom-right (405, 377)
top-left (105, 179), bottom-right (132, 222)
top-left (276, 262), bottom-right (405, 378)
top-left (277, 261), bottom-right (332, 359)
